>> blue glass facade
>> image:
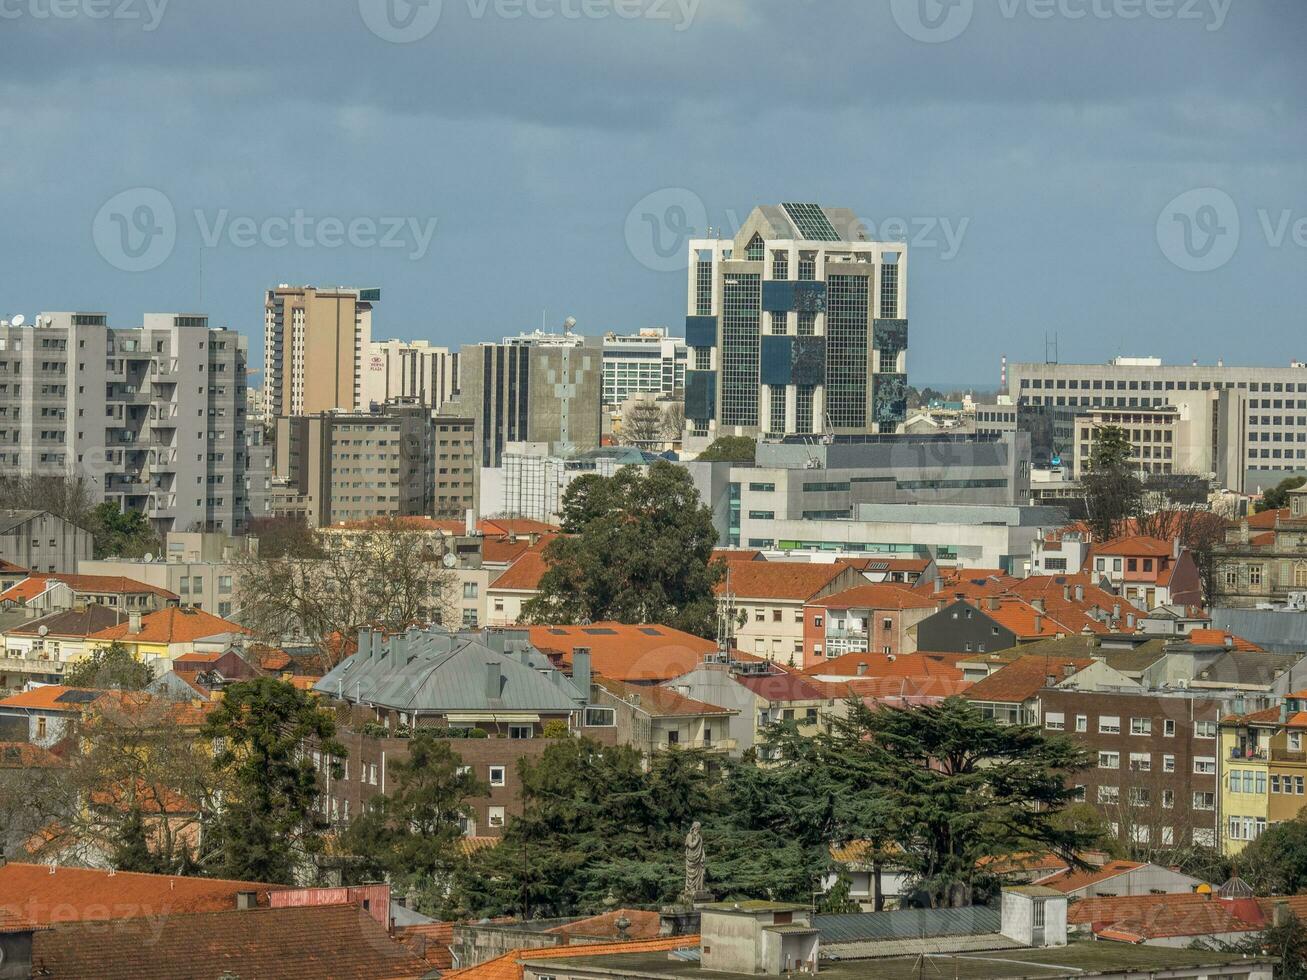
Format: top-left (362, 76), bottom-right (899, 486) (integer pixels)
top-left (762, 281), bottom-right (827, 314)
top-left (685, 369), bottom-right (717, 421)
top-left (685, 315), bottom-right (718, 349)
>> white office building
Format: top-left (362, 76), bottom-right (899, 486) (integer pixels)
top-left (361, 338), bottom-right (458, 411)
top-left (600, 328), bottom-right (687, 407)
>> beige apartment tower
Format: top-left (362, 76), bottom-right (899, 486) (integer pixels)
top-left (263, 286), bottom-right (377, 419)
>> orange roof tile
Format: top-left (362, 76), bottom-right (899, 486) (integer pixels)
top-left (490, 549), bottom-right (551, 592)
top-left (810, 583), bottom-right (938, 611)
top-left (527, 624), bottom-right (719, 682)
top-left (719, 560), bottom-right (853, 601)
top-left (1034, 859), bottom-right (1146, 894)
top-left (0, 862), bottom-right (289, 926)
top-left (87, 607), bottom-right (250, 645)
top-left (1093, 535), bottom-right (1175, 558)
top-left (444, 936), bottom-right (700, 980)
top-left (596, 676), bottom-right (732, 718)
top-left (1247, 507), bottom-right (1289, 530)
top-left (0, 685), bottom-right (107, 712)
top-left (802, 651), bottom-right (964, 681)
top-left (962, 656), bottom-right (1095, 704)
top-left (481, 518), bottom-right (559, 537)
top-left (547, 909), bottom-right (662, 940)
top-left (0, 742), bottom-right (64, 768)
top-left (1186, 628), bottom-right (1262, 651)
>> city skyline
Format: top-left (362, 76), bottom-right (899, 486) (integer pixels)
top-left (0, 3), bottom-right (1303, 385)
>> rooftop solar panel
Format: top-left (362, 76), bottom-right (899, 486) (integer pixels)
top-left (582, 627), bottom-right (618, 635)
top-left (781, 202), bottom-right (840, 242)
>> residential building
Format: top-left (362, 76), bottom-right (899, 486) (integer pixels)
top-left (0, 685), bottom-right (110, 746)
top-left (1219, 691), bottom-right (1307, 853)
top-left (0, 560), bottom-right (26, 593)
top-left (601, 328), bottom-right (687, 407)
top-left (1033, 861), bottom-right (1207, 900)
top-left (0, 572), bottom-right (178, 615)
top-left (0, 511), bottom-right (92, 575)
top-left (524, 623), bottom-right (720, 684)
top-left (915, 597), bottom-right (1115, 656)
top-left (720, 560), bottom-right (866, 663)
top-left (486, 547), bottom-right (550, 626)
top-left (484, 444), bottom-right (668, 524)
top-left (0, 605), bottom-right (127, 689)
top-left (1088, 536), bottom-right (1202, 609)
top-left (801, 583), bottom-right (939, 665)
top-left (1005, 355), bottom-right (1307, 493)
top-left (591, 676), bottom-right (736, 755)
top-left (683, 203), bottom-right (908, 448)
top-left (262, 285), bottom-right (377, 417)
top-left (77, 531), bottom-right (251, 619)
top-left (961, 655), bottom-right (1141, 727)
top-left (1214, 485), bottom-right (1307, 607)
top-left (274, 400), bottom-right (436, 526)
top-left (1066, 890), bottom-right (1307, 948)
top-left (434, 415), bottom-right (477, 518)
top-left (448, 335), bottom-right (603, 469)
top-left (85, 606), bottom-right (250, 669)
top-left (361, 338), bottom-right (457, 411)
top-left (1038, 690), bottom-right (1223, 849)
top-left (0, 312), bottom-right (266, 535)
top-left (1072, 405), bottom-right (1193, 479)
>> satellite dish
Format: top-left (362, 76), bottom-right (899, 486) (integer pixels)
top-left (442, 553), bottom-right (457, 569)
top-left (143, 553), bottom-right (154, 562)
top-left (38, 625), bottom-right (49, 637)
top-left (562, 316), bottom-right (577, 334)
top-left (10, 315), bottom-right (24, 328)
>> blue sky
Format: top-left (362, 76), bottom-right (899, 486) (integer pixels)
top-left (2, 0), bottom-right (1304, 387)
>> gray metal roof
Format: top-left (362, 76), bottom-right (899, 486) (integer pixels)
top-left (0, 510), bottom-right (44, 535)
top-left (1211, 607), bottom-right (1307, 655)
top-left (816, 906), bottom-right (1001, 945)
top-left (315, 628), bottom-right (585, 714)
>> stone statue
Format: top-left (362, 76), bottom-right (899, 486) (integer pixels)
top-left (684, 820), bottom-right (706, 900)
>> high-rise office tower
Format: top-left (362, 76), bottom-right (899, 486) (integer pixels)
top-left (263, 285), bottom-right (378, 418)
top-left (683, 204), bottom-right (908, 450)
top-left (0, 311), bottom-right (268, 535)
top-left (361, 338), bottom-right (458, 411)
top-left (449, 336), bottom-right (602, 469)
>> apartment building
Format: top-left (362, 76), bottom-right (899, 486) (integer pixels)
top-left (802, 583), bottom-right (939, 665)
top-left (1214, 485), bottom-right (1307, 608)
top-left (683, 203), bottom-right (908, 449)
top-left (361, 338), bottom-right (457, 411)
top-left (274, 400), bottom-right (435, 527)
top-left (263, 285), bottom-right (377, 418)
top-left (1006, 356), bottom-right (1307, 492)
top-left (78, 531), bottom-right (251, 619)
top-left (721, 560), bottom-right (866, 664)
top-left (448, 336), bottom-right (602, 469)
top-left (0, 311), bottom-right (267, 536)
top-left (481, 444), bottom-right (667, 524)
top-left (1220, 693), bottom-right (1307, 853)
top-left (434, 416), bottom-right (477, 519)
top-left (601, 328), bottom-right (687, 407)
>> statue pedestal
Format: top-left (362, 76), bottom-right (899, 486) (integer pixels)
top-left (658, 905), bottom-right (703, 937)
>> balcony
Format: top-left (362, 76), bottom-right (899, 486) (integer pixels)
top-left (1271, 749), bottom-right (1307, 764)
top-left (1230, 747), bottom-right (1269, 761)
top-left (671, 738), bottom-right (737, 753)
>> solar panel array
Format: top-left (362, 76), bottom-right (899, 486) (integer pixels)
top-left (782, 202), bottom-right (840, 242)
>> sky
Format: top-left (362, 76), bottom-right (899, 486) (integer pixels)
top-left (1, 0), bottom-right (1304, 388)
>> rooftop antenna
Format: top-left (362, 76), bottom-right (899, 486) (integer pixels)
top-left (716, 565), bottom-right (737, 661)
top-left (1044, 333), bottom-right (1059, 365)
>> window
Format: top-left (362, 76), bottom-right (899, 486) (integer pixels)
top-left (666, 731), bottom-right (679, 745)
top-left (1163, 719), bottom-right (1175, 737)
top-left (584, 707), bottom-right (615, 727)
top-left (1044, 712), bottom-right (1065, 731)
top-left (1130, 718), bottom-right (1152, 736)
top-left (1193, 791), bottom-right (1216, 811)
top-left (1098, 751), bottom-right (1120, 770)
top-left (218, 575), bottom-right (232, 594)
top-left (1128, 787), bottom-right (1151, 807)
top-left (508, 725), bottom-right (532, 740)
top-left (1292, 732), bottom-right (1303, 751)
top-left (1097, 785), bottom-right (1119, 804)
top-left (488, 806), bottom-right (506, 829)
top-left (1194, 756), bottom-right (1216, 775)
top-left (1129, 753), bottom-right (1151, 772)
top-left (1075, 715), bottom-right (1088, 733)
top-left (463, 582), bottom-right (479, 599)
top-left (1163, 754), bottom-right (1176, 773)
top-left (488, 766), bottom-right (506, 787)
top-left (1099, 715), bottom-right (1121, 734)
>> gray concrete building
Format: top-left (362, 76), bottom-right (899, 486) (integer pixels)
top-left (683, 203), bottom-right (909, 450)
top-left (0, 511), bottom-right (93, 574)
top-left (0, 311), bottom-right (268, 536)
top-left (1007, 356), bottom-right (1306, 492)
top-left (449, 335), bottom-right (602, 469)
top-left (274, 399), bottom-right (435, 527)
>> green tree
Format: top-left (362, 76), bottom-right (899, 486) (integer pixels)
top-left (1238, 817), bottom-right (1307, 895)
top-left (1236, 912), bottom-right (1307, 980)
top-left (820, 870), bottom-right (860, 914)
top-left (64, 642), bottom-right (154, 691)
top-left (1081, 425), bottom-right (1143, 542)
top-left (694, 436), bottom-right (756, 463)
top-left (343, 733), bottom-right (487, 916)
top-left (1257, 476), bottom-right (1307, 514)
top-left (111, 805), bottom-right (170, 874)
top-left (91, 501), bottom-right (161, 559)
top-left (827, 697), bottom-right (1094, 908)
top-left (523, 462), bottom-right (723, 637)
top-left (202, 678), bottom-right (345, 883)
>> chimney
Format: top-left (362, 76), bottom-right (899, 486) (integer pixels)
top-left (572, 647), bottom-right (592, 701)
top-left (1224, 634), bottom-right (1234, 650)
top-left (235, 891), bottom-right (258, 911)
top-left (1033, 614), bottom-right (1044, 634)
top-left (1240, 519), bottom-right (1250, 545)
top-left (1075, 585), bottom-right (1085, 602)
top-left (1032, 597), bottom-right (1046, 613)
top-left (1112, 602), bottom-right (1121, 620)
top-left (856, 662), bottom-right (868, 677)
top-left (1062, 585), bottom-right (1071, 601)
top-left (465, 508), bottom-right (477, 536)
top-left (485, 661), bottom-right (502, 700)
top-left (1275, 901), bottom-right (1292, 929)
top-left (1126, 613), bottom-right (1136, 630)
top-left (128, 612), bottom-right (142, 634)
top-left (987, 596), bottom-right (1001, 612)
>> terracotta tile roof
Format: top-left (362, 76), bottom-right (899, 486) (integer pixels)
top-left (0, 573), bottom-right (179, 604)
top-left (481, 534), bottom-right (541, 565)
top-left (490, 548), bottom-right (551, 592)
top-left (0, 560), bottom-right (28, 576)
top-left (87, 606), bottom-right (250, 645)
top-left (962, 656), bottom-right (1095, 704)
top-left (481, 517), bottom-right (559, 537)
top-left (1247, 507), bottom-right (1289, 530)
top-left (977, 852), bottom-right (1072, 877)
top-left (718, 560), bottom-right (853, 601)
top-left (31, 903), bottom-right (429, 980)
top-left (0, 684), bottom-right (107, 713)
top-left (0, 741), bottom-right (64, 768)
top-left (0, 862), bottom-right (289, 926)
top-left (444, 935), bottom-right (701, 980)
top-left (803, 651), bottom-right (965, 681)
top-left (596, 676), bottom-right (732, 718)
top-left (527, 623), bottom-right (719, 682)
top-left (1093, 535), bottom-right (1175, 558)
top-left (1186, 628), bottom-right (1262, 652)
top-left (810, 583), bottom-right (938, 611)
top-left (0, 577), bottom-right (53, 604)
top-left (733, 671), bottom-right (829, 703)
top-left (811, 675), bottom-right (972, 701)
top-left (256, 645), bottom-right (293, 671)
top-left (397, 921), bottom-right (455, 969)
top-left (1034, 859), bottom-right (1146, 894)
top-left (547, 908), bottom-right (662, 939)
top-left (459, 836), bottom-right (500, 856)
top-left (1072, 893), bottom-right (1263, 940)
